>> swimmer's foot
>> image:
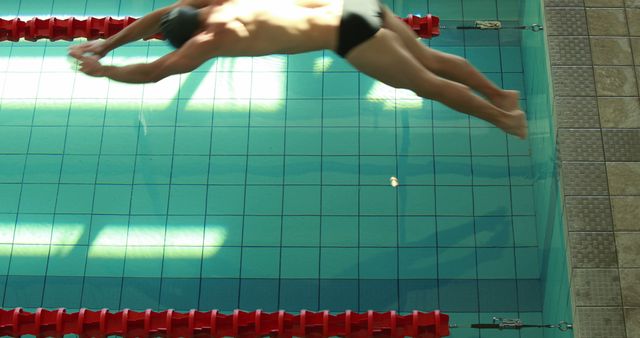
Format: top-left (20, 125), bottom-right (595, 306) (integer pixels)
top-left (498, 109), bottom-right (528, 139)
top-left (490, 89), bottom-right (521, 112)
top-left (489, 90), bottom-right (527, 139)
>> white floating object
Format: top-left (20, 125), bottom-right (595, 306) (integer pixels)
top-left (390, 176), bottom-right (399, 187)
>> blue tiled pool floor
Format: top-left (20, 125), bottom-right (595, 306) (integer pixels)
top-left (0, 0), bottom-right (551, 337)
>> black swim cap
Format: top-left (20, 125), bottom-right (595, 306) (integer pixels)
top-left (160, 6), bottom-right (201, 49)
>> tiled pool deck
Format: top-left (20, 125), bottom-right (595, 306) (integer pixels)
top-left (544, 0), bottom-right (640, 337)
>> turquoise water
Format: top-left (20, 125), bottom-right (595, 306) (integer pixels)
top-left (0, 0), bottom-right (571, 337)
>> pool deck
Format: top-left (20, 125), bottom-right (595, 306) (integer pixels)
top-left (544, 1), bottom-right (640, 337)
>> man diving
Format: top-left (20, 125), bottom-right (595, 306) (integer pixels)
top-left (69, 0), bottom-right (528, 138)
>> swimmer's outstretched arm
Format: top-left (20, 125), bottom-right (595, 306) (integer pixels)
top-left (76, 32), bottom-right (216, 83)
top-left (69, 6), bottom-right (175, 59)
top-left (69, 0), bottom-right (210, 59)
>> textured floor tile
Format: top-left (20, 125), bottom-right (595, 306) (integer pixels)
top-left (552, 67), bottom-right (596, 96)
top-left (545, 8), bottom-right (588, 36)
top-left (558, 129), bottom-right (605, 161)
top-left (587, 8), bottom-right (629, 35)
top-left (611, 196), bottom-right (640, 230)
top-left (591, 37), bottom-right (633, 65)
top-left (598, 97), bottom-right (640, 128)
top-left (562, 162), bottom-right (610, 196)
top-left (549, 36), bottom-right (592, 66)
top-left (620, 269), bottom-right (640, 306)
top-left (587, 0), bottom-right (625, 5)
top-left (566, 196), bottom-right (614, 231)
top-left (616, 232), bottom-right (640, 267)
top-left (575, 307), bottom-right (627, 338)
top-left (594, 66), bottom-right (638, 96)
top-left (556, 97), bottom-right (601, 128)
top-left (607, 162), bottom-right (640, 195)
top-left (628, 9), bottom-right (640, 35)
top-left (572, 269), bottom-right (622, 306)
top-left (569, 232), bottom-right (619, 268)
top-left (626, 307), bottom-right (640, 338)
top-left (545, 0), bottom-right (585, 5)
top-left (632, 38), bottom-right (640, 64)
top-left (602, 129), bottom-right (640, 161)
top-left (627, 0), bottom-right (640, 7)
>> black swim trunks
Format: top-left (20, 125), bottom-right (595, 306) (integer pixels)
top-left (336, 0), bottom-right (383, 57)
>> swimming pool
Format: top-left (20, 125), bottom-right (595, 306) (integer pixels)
top-left (0, 0), bottom-right (572, 337)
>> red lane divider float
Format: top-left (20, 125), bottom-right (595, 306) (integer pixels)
top-left (402, 14), bottom-right (440, 39)
top-left (0, 308), bottom-right (450, 337)
top-left (0, 15), bottom-right (440, 42)
top-left (0, 17), bottom-right (163, 42)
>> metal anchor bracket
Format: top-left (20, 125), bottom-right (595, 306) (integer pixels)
top-left (451, 317), bottom-right (573, 332)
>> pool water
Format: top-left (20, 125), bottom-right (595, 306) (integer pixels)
top-left (0, 0), bottom-right (572, 337)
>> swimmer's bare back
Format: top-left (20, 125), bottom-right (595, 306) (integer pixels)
top-left (200, 0), bottom-right (342, 56)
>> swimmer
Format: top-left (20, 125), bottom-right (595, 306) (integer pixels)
top-left (68, 0), bottom-right (527, 139)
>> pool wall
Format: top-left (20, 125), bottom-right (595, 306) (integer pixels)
top-left (521, 0), bottom-right (574, 337)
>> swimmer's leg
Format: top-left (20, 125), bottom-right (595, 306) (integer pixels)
top-left (345, 29), bottom-right (527, 139)
top-left (379, 6), bottom-right (521, 113)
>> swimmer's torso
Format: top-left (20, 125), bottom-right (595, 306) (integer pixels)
top-left (202, 0), bottom-right (343, 55)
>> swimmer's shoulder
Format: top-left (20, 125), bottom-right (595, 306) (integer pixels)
top-left (176, 0), bottom-right (229, 9)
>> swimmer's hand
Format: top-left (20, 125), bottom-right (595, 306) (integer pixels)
top-left (68, 40), bottom-right (108, 60)
top-left (77, 55), bottom-right (106, 77)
